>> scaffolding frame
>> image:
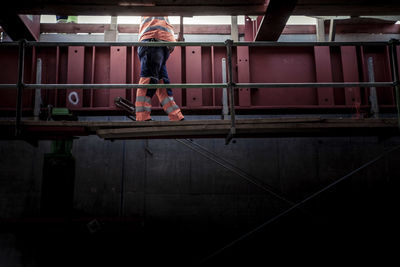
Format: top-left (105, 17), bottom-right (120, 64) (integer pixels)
top-left (1, 39), bottom-right (399, 143)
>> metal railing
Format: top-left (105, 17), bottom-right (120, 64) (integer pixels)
top-left (1, 39), bottom-right (399, 143)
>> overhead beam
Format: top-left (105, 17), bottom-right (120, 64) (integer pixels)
top-left (40, 23), bottom-right (246, 35)
top-left (4, 3), bottom-right (267, 16)
top-left (293, 0), bottom-right (400, 16)
top-left (255, 0), bottom-right (298, 41)
top-left (0, 13), bottom-right (40, 41)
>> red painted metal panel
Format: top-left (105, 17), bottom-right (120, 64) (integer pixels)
top-left (237, 46), bottom-right (251, 106)
top-left (314, 46), bottom-right (335, 106)
top-left (361, 46), bottom-right (394, 105)
top-left (0, 47), bottom-right (18, 108)
top-left (167, 47), bottom-right (183, 107)
top-left (93, 47), bottom-right (110, 107)
top-left (186, 46), bottom-right (203, 107)
top-left (341, 46), bottom-right (361, 106)
top-left (67, 46), bottom-right (84, 109)
top-left (109, 46), bottom-right (127, 107)
top-left (0, 43), bottom-right (398, 114)
top-left (249, 46), bottom-right (317, 106)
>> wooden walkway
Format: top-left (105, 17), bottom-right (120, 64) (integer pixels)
top-left (0, 118), bottom-right (399, 140)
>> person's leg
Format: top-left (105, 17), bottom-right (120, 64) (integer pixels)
top-left (135, 77), bottom-right (153, 121)
top-left (155, 48), bottom-right (184, 121)
top-left (135, 45), bottom-right (159, 121)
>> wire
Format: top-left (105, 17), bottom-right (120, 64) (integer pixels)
top-left (176, 138), bottom-right (295, 206)
top-left (194, 143), bottom-right (400, 266)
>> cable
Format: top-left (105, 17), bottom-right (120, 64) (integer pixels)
top-left (194, 144), bottom-right (400, 266)
top-left (176, 138), bottom-right (295, 206)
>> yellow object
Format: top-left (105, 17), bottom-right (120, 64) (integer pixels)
top-left (67, 16), bottom-right (78, 23)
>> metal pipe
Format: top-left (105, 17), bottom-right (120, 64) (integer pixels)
top-left (225, 39), bottom-right (236, 145)
top-left (0, 84), bottom-right (17, 88)
top-left (34, 58), bottom-right (42, 121)
top-left (389, 39), bottom-right (400, 130)
top-left (367, 57), bottom-right (379, 118)
top-left (221, 58), bottom-right (229, 120)
top-left (0, 41), bottom-right (392, 48)
top-left (1, 82), bottom-right (395, 90)
top-left (15, 40), bottom-right (25, 136)
top-left (234, 82), bottom-right (395, 88)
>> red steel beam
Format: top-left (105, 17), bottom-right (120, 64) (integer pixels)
top-left (255, 0), bottom-right (298, 41)
top-left (0, 14), bottom-right (40, 41)
top-left (0, 43), bottom-right (398, 114)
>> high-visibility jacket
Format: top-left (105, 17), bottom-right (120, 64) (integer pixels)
top-left (139, 16), bottom-right (175, 42)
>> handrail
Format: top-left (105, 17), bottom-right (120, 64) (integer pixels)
top-left (1, 39), bottom-right (399, 142)
top-left (0, 41), bottom-right (394, 47)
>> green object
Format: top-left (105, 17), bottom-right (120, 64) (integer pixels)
top-left (67, 16), bottom-right (78, 23)
top-left (51, 140), bottom-right (73, 155)
top-left (52, 107), bottom-right (71, 116)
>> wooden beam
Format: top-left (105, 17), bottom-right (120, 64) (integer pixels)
top-left (0, 118), bottom-right (397, 140)
top-left (255, 0), bottom-right (298, 41)
top-left (40, 23), bottom-right (246, 35)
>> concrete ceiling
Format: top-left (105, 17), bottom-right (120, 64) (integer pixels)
top-left (3, 0), bottom-right (400, 16)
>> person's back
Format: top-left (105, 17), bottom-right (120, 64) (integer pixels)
top-left (139, 16), bottom-right (175, 42)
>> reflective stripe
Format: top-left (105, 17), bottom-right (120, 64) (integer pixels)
top-left (136, 106), bottom-right (152, 112)
top-left (139, 25), bottom-right (174, 40)
top-left (166, 105), bottom-right (179, 114)
top-left (160, 97), bottom-right (171, 107)
top-left (141, 17), bottom-right (168, 26)
top-left (136, 96), bottom-right (152, 104)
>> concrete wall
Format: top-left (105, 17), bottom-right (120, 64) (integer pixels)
top-left (1, 127), bottom-right (399, 266)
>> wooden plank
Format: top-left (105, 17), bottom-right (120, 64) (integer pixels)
top-left (96, 118), bottom-right (399, 139)
top-left (1, 117), bottom-right (398, 128)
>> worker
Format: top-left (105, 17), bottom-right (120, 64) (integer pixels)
top-left (135, 16), bottom-right (184, 121)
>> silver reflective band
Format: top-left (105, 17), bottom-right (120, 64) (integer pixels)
top-left (136, 96), bottom-right (152, 104)
top-left (139, 26), bottom-right (174, 40)
top-left (136, 106), bottom-right (152, 112)
top-left (160, 97), bottom-right (171, 106)
top-left (166, 105), bottom-right (179, 114)
top-left (141, 17), bottom-right (168, 26)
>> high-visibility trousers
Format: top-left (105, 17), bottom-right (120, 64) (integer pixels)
top-left (135, 41), bottom-right (184, 121)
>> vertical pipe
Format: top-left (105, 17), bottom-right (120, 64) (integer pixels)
top-left (34, 58), bottom-right (42, 120)
top-left (367, 57), bottom-right (379, 118)
top-left (15, 39), bottom-right (26, 136)
top-left (221, 58), bottom-right (229, 120)
top-left (231, 16), bottom-right (238, 42)
top-left (225, 39), bottom-right (236, 144)
top-left (389, 39), bottom-right (400, 130)
top-left (316, 19), bottom-right (325, 42)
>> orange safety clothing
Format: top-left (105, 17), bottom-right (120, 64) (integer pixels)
top-left (139, 16), bottom-right (176, 42)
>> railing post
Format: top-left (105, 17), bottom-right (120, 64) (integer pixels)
top-left (389, 39), bottom-right (400, 130)
top-left (16, 39), bottom-right (26, 136)
top-left (225, 39), bottom-right (236, 144)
